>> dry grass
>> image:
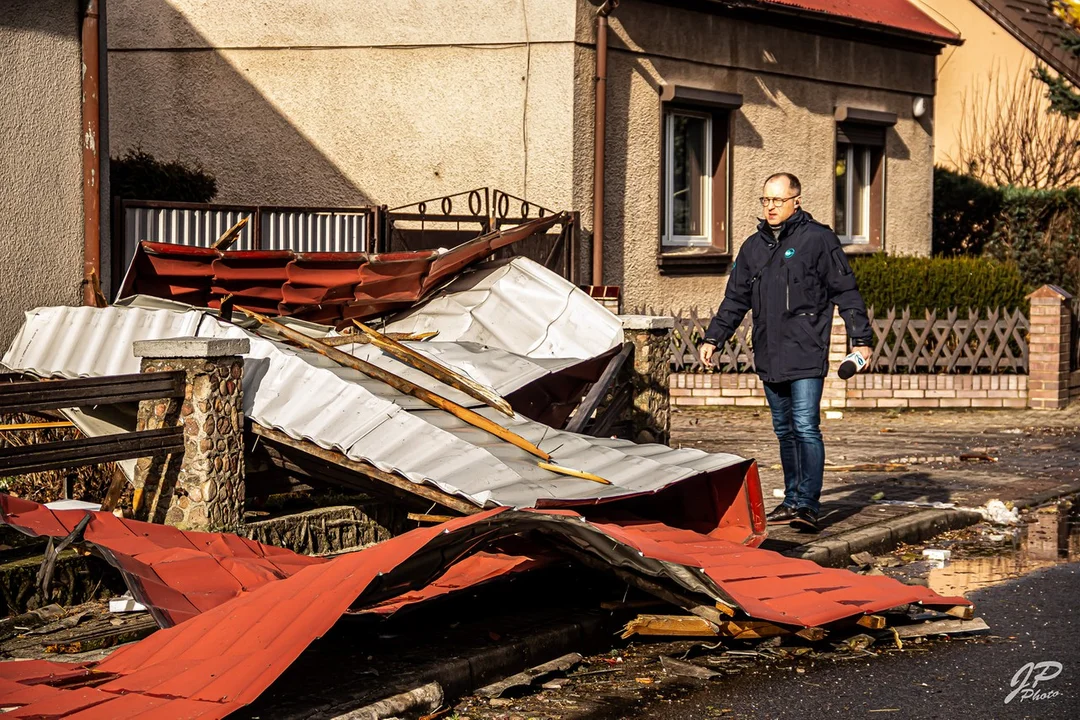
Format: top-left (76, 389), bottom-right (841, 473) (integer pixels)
top-left (0, 413), bottom-right (116, 504)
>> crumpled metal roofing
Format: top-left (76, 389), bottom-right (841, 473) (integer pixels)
top-left (383, 257), bottom-right (625, 360)
top-left (3, 299), bottom-right (743, 510)
top-left (0, 502), bottom-right (970, 719)
top-left (752, 0), bottom-right (959, 42)
top-left (0, 495), bottom-right (322, 628)
top-left (118, 214), bottom-right (566, 328)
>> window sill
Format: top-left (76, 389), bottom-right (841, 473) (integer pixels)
top-left (658, 249), bottom-right (732, 275)
top-left (841, 244), bottom-right (882, 256)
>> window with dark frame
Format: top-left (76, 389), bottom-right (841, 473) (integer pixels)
top-left (833, 107), bottom-right (893, 251)
top-left (658, 85), bottom-right (740, 274)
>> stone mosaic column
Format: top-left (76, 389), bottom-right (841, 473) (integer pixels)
top-left (132, 337), bottom-right (249, 531)
top-left (620, 315), bottom-right (674, 445)
top-left (1027, 285), bottom-right (1073, 410)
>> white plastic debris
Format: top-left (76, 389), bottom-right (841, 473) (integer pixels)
top-left (978, 499), bottom-right (1021, 526)
top-left (824, 410), bottom-right (844, 420)
top-left (44, 499), bottom-right (102, 511)
top-left (772, 488), bottom-right (785, 499)
top-left (922, 548), bottom-right (952, 562)
top-left (109, 595), bottom-right (147, 613)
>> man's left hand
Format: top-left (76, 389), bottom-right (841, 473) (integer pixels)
top-left (853, 346), bottom-right (872, 365)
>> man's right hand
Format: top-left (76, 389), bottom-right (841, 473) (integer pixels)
top-left (699, 342), bottom-right (717, 367)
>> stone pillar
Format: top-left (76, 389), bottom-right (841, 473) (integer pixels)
top-left (822, 307), bottom-right (850, 409)
top-left (619, 315), bottom-right (673, 445)
top-left (1027, 285), bottom-right (1073, 410)
top-left (132, 337), bottom-right (249, 531)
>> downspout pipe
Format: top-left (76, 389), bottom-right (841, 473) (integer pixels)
top-left (80, 0), bottom-right (103, 305)
top-left (592, 0), bottom-right (618, 286)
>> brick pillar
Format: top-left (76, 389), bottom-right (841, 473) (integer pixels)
top-left (132, 337), bottom-right (249, 531)
top-left (1027, 285), bottom-right (1073, 410)
top-left (620, 315), bottom-right (673, 444)
top-left (822, 307), bottom-right (849, 409)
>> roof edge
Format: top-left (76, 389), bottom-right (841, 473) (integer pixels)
top-left (970, 0), bottom-right (1080, 87)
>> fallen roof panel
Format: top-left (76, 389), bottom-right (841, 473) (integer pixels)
top-left (119, 215), bottom-right (567, 328)
top-left (3, 298), bottom-right (745, 512)
top-left (0, 502), bottom-right (970, 718)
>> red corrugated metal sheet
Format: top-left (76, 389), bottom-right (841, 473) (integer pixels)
top-left (758, 0), bottom-right (959, 41)
top-left (119, 214), bottom-right (564, 328)
top-left (0, 503), bottom-right (969, 718)
top-left (0, 495), bottom-right (324, 628)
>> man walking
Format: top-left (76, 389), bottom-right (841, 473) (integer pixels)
top-left (699, 173), bottom-right (872, 533)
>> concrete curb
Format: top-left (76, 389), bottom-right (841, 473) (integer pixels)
top-left (783, 509), bottom-right (984, 568)
top-left (785, 481), bottom-right (1080, 568)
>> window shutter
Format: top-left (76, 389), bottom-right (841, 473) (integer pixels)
top-left (836, 122), bottom-right (886, 147)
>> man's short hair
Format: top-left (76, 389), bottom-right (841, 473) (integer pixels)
top-left (765, 172), bottom-right (802, 196)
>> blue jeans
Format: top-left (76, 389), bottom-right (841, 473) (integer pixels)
top-left (763, 378), bottom-right (825, 514)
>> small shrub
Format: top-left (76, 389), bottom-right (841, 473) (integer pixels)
top-left (110, 148), bottom-right (217, 203)
top-left (850, 254), bottom-right (1027, 315)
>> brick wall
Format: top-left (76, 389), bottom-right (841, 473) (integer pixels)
top-left (669, 372), bottom-right (1028, 409)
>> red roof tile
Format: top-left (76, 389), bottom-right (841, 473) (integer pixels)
top-left (756, 0), bottom-right (960, 42)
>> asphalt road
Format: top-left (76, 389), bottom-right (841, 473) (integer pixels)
top-left (655, 562), bottom-right (1080, 720)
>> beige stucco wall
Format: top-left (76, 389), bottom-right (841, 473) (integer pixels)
top-left (573, 0), bottom-right (939, 313)
top-left (107, 0), bottom-right (579, 210)
top-left (927, 0), bottom-right (1043, 168)
top-left (0, 0), bottom-right (84, 350)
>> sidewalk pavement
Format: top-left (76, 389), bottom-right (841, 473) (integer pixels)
top-left (672, 406), bottom-right (1080, 566)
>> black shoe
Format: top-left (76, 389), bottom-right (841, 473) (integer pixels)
top-left (766, 504), bottom-right (798, 524)
top-left (789, 507), bottom-right (820, 533)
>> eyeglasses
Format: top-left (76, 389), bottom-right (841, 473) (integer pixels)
top-left (759, 195), bottom-right (799, 208)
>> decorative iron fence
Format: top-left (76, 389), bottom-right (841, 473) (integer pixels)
top-left (644, 306), bottom-right (1029, 374)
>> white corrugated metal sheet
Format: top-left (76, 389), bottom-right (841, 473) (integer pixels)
top-left (383, 258), bottom-right (624, 359)
top-left (4, 303), bottom-right (742, 508)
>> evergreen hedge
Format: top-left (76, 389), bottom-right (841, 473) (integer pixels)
top-left (111, 148), bottom-right (217, 203)
top-left (850, 254), bottom-right (1027, 315)
top-left (932, 166), bottom-right (1080, 299)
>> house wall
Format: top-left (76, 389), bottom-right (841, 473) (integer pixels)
top-left (107, 0), bottom-right (580, 211)
top-left (0, 0), bottom-right (84, 349)
top-left (572, 0), bottom-right (939, 313)
top-left (929, 0), bottom-right (1046, 169)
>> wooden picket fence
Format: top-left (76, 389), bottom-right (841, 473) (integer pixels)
top-left (640, 306), bottom-right (1029, 374)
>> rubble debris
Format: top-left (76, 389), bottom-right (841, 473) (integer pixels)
top-left (622, 615), bottom-right (719, 639)
top-left (979, 499), bottom-right (1021, 526)
top-left (660, 655), bottom-right (722, 680)
top-left (475, 653), bottom-right (582, 698)
top-left (892, 617), bottom-right (990, 639)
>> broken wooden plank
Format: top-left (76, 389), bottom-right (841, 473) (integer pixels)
top-left (353, 320), bottom-right (513, 417)
top-left (0, 421), bottom-right (75, 430)
top-left (100, 466), bottom-right (129, 513)
top-left (536, 461), bottom-right (612, 485)
top-left (944, 604), bottom-right (975, 620)
top-left (622, 614), bottom-right (719, 639)
top-left (892, 617), bottom-right (989, 639)
top-left (0, 371), bottom-right (185, 415)
top-left (240, 309), bottom-right (551, 461)
top-left (0, 426), bottom-right (184, 476)
top-left (407, 513), bottom-right (458, 524)
top-left (43, 615), bottom-right (159, 654)
top-left (857, 615), bottom-right (887, 630)
top-left (211, 216), bottom-right (250, 250)
top-left (252, 423), bottom-right (480, 515)
top-left (476, 653), bottom-right (582, 698)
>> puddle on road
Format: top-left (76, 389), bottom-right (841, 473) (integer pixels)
top-left (928, 501), bottom-right (1080, 596)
